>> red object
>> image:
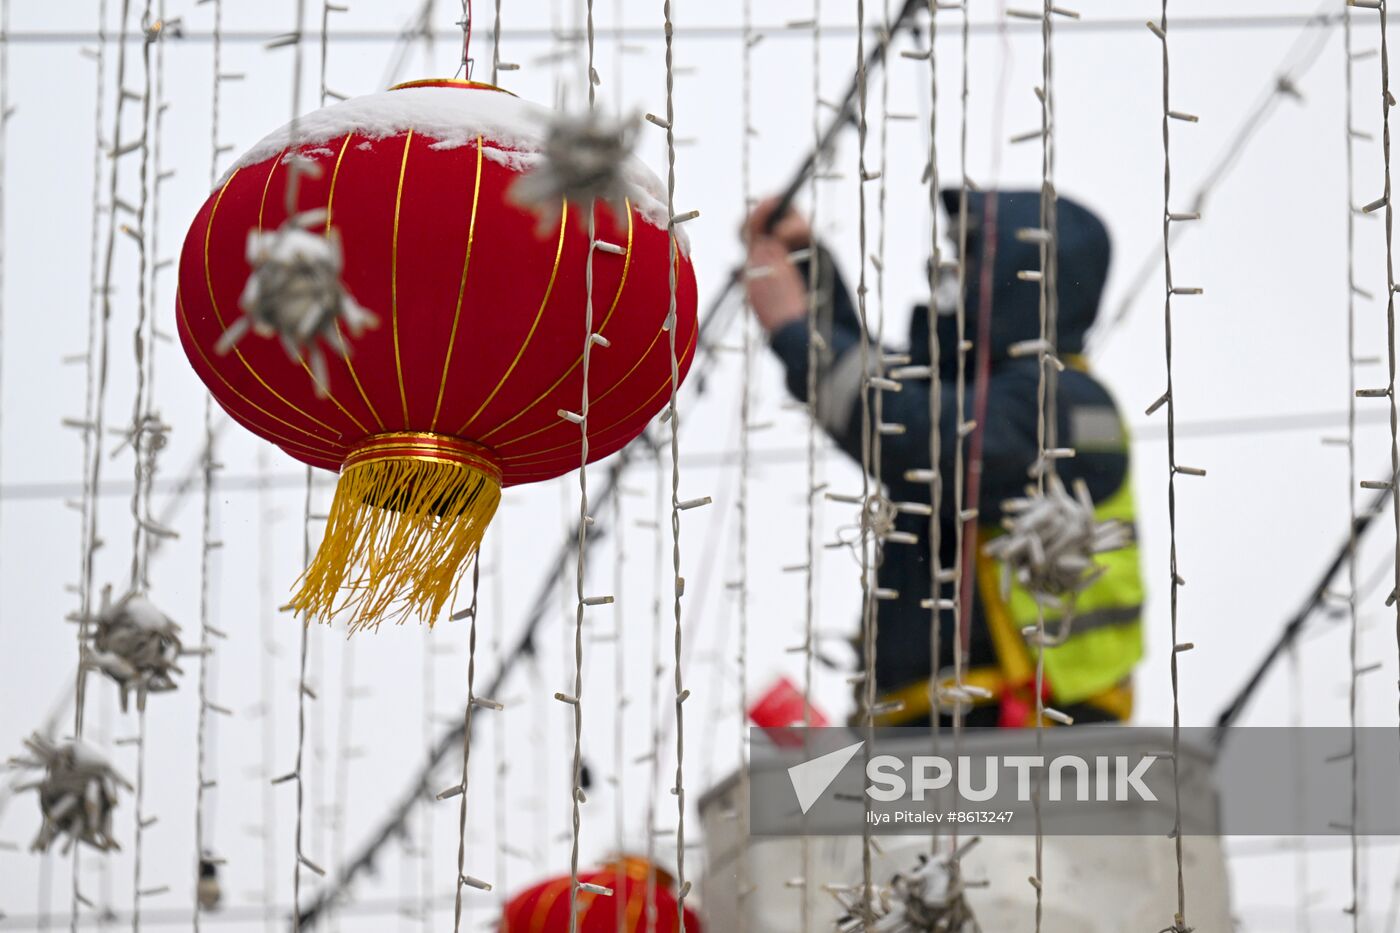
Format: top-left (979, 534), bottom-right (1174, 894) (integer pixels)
top-left (500, 858), bottom-right (702, 932)
top-left (748, 676), bottom-right (828, 729)
top-left (997, 677), bottom-right (1053, 729)
top-left (176, 79), bottom-right (699, 626)
top-left (177, 80), bottom-right (697, 485)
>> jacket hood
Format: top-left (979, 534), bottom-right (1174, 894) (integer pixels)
top-left (911, 189), bottom-right (1111, 370)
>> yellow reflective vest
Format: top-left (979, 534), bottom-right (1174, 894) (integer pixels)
top-left (975, 470), bottom-right (1145, 709)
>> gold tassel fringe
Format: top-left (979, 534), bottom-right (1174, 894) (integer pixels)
top-left (288, 434), bottom-right (502, 631)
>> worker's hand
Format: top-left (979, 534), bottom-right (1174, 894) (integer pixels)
top-left (743, 198), bottom-right (811, 334)
top-left (743, 196), bottom-right (812, 250)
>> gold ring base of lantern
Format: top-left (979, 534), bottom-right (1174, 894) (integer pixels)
top-left (287, 433), bottom-right (502, 631)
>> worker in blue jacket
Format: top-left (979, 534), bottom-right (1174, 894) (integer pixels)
top-left (744, 190), bottom-right (1144, 728)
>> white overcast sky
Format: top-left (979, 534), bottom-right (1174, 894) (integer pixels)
top-left (1, 0), bottom-right (1399, 929)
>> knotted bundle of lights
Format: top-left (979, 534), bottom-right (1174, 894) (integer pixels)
top-left (10, 733), bottom-right (132, 854)
top-left (84, 590), bottom-right (185, 712)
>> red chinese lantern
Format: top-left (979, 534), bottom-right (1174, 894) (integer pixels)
top-left (500, 857), bottom-right (703, 932)
top-left (177, 80), bottom-right (698, 629)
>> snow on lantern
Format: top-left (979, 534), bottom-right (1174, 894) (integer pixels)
top-left (176, 80), bottom-right (698, 630)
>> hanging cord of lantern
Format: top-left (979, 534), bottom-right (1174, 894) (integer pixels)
top-left (319, 1), bottom-right (351, 104)
top-left (462, 0), bottom-right (484, 78)
top-left (1148, 1), bottom-right (1204, 929)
